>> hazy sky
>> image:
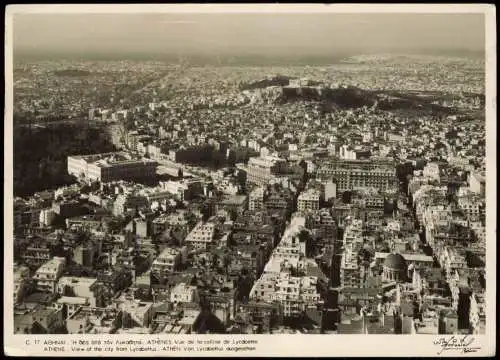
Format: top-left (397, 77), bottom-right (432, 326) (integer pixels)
top-left (13, 13), bottom-right (485, 57)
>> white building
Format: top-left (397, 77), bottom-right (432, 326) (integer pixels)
top-left (160, 179), bottom-right (202, 201)
top-left (248, 187), bottom-right (265, 211)
top-left (34, 257), bottom-right (66, 293)
top-left (469, 292), bottom-right (486, 334)
top-left (339, 145), bottom-right (357, 160)
top-left (57, 277), bottom-right (99, 307)
top-left (170, 282), bottom-right (198, 304)
top-left (184, 221), bottom-right (216, 251)
top-left (55, 296), bottom-right (89, 319)
top-left (297, 188), bottom-right (321, 212)
top-left (324, 181), bottom-right (337, 201)
top-left (457, 195), bottom-right (483, 218)
top-left (147, 143), bottom-right (162, 159)
top-left (39, 208), bottom-right (57, 226)
top-left (162, 181), bottom-right (188, 201)
top-left (422, 162), bottom-right (441, 183)
top-left (151, 247), bottom-right (186, 274)
top-left (67, 152), bottom-right (157, 183)
top-left (249, 214), bottom-right (321, 317)
top-left (469, 171), bottom-right (485, 197)
top-left (245, 156), bottom-right (287, 186)
top-left (251, 272), bottom-right (320, 318)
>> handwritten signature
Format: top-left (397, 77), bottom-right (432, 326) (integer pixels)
top-left (433, 335), bottom-right (482, 355)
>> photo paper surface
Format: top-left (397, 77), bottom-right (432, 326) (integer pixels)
top-left (4, 4), bottom-right (496, 357)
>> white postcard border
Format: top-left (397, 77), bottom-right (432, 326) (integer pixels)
top-left (4, 3), bottom-right (496, 357)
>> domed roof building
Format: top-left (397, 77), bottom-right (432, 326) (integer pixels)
top-left (384, 253), bottom-right (407, 269)
top-left (382, 253), bottom-right (408, 282)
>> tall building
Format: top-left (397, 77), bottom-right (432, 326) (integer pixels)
top-left (340, 218), bottom-right (363, 288)
top-left (73, 244), bottom-right (95, 268)
top-left (340, 243), bottom-right (361, 288)
top-left (324, 181), bottom-right (337, 201)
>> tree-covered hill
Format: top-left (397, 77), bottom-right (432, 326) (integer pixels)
top-left (14, 123), bottom-right (116, 197)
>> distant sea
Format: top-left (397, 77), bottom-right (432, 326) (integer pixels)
top-left (13, 48), bottom-right (484, 66)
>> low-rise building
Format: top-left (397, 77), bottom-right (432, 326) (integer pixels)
top-left (55, 296), bottom-right (89, 319)
top-left (151, 247), bottom-right (186, 278)
top-left (119, 299), bottom-right (155, 329)
top-left (170, 282), bottom-right (198, 305)
top-left (57, 276), bottom-right (100, 307)
top-left (66, 306), bottom-right (121, 334)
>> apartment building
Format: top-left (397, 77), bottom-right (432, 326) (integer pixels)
top-left (245, 156), bottom-right (287, 186)
top-left (469, 292), bottom-right (486, 334)
top-left (457, 195), bottom-right (484, 218)
top-left (340, 244), bottom-right (361, 288)
top-left (343, 218), bottom-right (363, 247)
top-left (297, 188), bottom-right (321, 212)
top-left (34, 256), bottom-right (66, 293)
top-left (304, 209), bottom-right (336, 246)
top-left (248, 187), bottom-right (265, 211)
top-left (151, 247), bottom-right (186, 276)
top-left (317, 159), bottom-right (397, 194)
top-left (251, 272), bottom-right (320, 318)
top-left (184, 221), bottom-right (216, 251)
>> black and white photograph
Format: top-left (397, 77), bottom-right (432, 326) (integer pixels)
top-left (4, 4), bottom-right (496, 357)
